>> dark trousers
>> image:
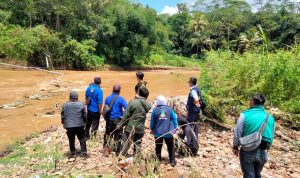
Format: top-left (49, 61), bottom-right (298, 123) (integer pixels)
top-left (240, 149), bottom-right (268, 178)
top-left (120, 131), bottom-right (144, 157)
top-left (155, 137), bottom-right (176, 164)
top-left (85, 111), bottom-right (100, 138)
top-left (177, 123), bottom-right (199, 155)
top-left (103, 119), bottom-right (123, 153)
top-left (187, 110), bottom-right (200, 123)
top-left (66, 127), bottom-right (87, 153)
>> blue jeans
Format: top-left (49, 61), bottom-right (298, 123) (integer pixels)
top-left (240, 148), bottom-right (268, 178)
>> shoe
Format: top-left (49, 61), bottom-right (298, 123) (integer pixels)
top-left (81, 152), bottom-right (88, 158)
top-left (102, 147), bottom-right (110, 157)
top-left (170, 160), bottom-right (177, 167)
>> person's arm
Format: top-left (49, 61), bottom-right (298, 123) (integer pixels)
top-left (118, 101), bottom-right (131, 129)
top-left (191, 90), bottom-right (200, 107)
top-left (233, 113), bottom-right (244, 149)
top-left (82, 102), bottom-right (87, 123)
top-left (121, 98), bottom-right (127, 110)
top-left (98, 89), bottom-right (103, 114)
top-left (61, 104), bottom-right (65, 124)
top-left (85, 87), bottom-right (91, 105)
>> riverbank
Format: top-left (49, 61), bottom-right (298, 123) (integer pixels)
top-left (0, 69), bottom-right (199, 152)
top-left (0, 97), bottom-right (299, 177)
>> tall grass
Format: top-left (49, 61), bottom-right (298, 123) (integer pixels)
top-left (200, 47), bottom-right (300, 124)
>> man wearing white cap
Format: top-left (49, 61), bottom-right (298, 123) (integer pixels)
top-left (150, 95), bottom-right (178, 167)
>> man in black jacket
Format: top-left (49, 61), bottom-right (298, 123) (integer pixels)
top-left (61, 91), bottom-right (87, 156)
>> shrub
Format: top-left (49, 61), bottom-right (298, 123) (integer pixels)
top-left (63, 39), bottom-right (104, 70)
top-left (199, 48), bottom-right (300, 123)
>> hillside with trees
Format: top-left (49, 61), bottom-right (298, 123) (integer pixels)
top-left (0, 0), bottom-right (299, 69)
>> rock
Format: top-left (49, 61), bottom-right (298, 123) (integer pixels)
top-left (280, 146), bottom-right (290, 152)
top-left (68, 158), bottom-right (75, 162)
top-left (44, 137), bottom-right (52, 144)
top-left (290, 173), bottom-right (300, 178)
top-left (202, 151), bottom-right (208, 158)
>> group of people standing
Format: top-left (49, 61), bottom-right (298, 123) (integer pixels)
top-left (61, 71), bottom-right (275, 177)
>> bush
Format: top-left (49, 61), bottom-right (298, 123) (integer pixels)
top-left (63, 39), bottom-right (104, 70)
top-left (199, 48), bottom-right (300, 123)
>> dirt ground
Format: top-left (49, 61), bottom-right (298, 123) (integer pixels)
top-left (0, 97), bottom-right (299, 178)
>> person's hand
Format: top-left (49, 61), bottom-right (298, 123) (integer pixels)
top-left (196, 103), bottom-right (201, 108)
top-left (232, 148), bottom-right (239, 157)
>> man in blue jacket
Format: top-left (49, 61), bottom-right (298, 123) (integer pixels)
top-left (85, 77), bottom-right (103, 139)
top-left (233, 94), bottom-right (275, 178)
top-left (150, 95), bottom-right (178, 167)
top-left (103, 85), bottom-right (127, 156)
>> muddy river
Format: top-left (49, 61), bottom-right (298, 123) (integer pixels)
top-left (0, 69), bottom-right (199, 152)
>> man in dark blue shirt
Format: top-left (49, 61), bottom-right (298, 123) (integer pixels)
top-left (84, 77), bottom-right (103, 139)
top-left (185, 77), bottom-right (202, 155)
top-left (103, 85), bottom-right (127, 156)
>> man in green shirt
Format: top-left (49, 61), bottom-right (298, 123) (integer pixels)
top-left (118, 87), bottom-right (151, 158)
top-left (233, 94), bottom-right (275, 178)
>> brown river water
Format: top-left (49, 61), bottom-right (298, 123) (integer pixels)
top-left (0, 69), bottom-right (199, 152)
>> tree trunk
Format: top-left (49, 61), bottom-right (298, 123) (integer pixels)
top-left (55, 14), bottom-right (60, 30)
top-left (29, 14), bottom-right (32, 28)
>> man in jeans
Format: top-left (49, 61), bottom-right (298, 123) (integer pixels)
top-left (61, 91), bottom-right (87, 157)
top-left (185, 77), bottom-right (202, 155)
top-left (118, 87), bottom-right (151, 158)
top-left (233, 94), bottom-right (275, 178)
top-left (85, 77), bottom-right (103, 139)
top-left (103, 85), bottom-right (127, 156)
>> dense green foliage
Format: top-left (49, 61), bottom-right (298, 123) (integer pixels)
top-left (0, 0), bottom-right (299, 68)
top-left (200, 47), bottom-right (300, 123)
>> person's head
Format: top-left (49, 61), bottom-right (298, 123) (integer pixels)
top-left (138, 87), bottom-right (149, 99)
top-left (136, 71), bottom-right (144, 82)
top-left (250, 94), bottom-right (266, 107)
top-left (69, 90), bottom-right (78, 101)
top-left (94, 77), bottom-right (101, 85)
top-left (188, 77), bottom-right (197, 87)
top-left (113, 84), bottom-right (121, 95)
top-left (156, 95), bottom-right (167, 106)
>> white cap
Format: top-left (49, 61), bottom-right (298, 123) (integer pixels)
top-left (156, 95), bottom-right (167, 106)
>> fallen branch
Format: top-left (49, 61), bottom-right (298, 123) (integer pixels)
top-left (0, 63), bottom-right (63, 75)
top-left (203, 117), bottom-right (233, 130)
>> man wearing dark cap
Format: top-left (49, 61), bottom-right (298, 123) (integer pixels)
top-left (61, 91), bottom-right (87, 157)
top-left (185, 77), bottom-right (203, 155)
top-left (102, 85), bottom-right (127, 156)
top-left (85, 77), bottom-right (103, 139)
top-left (233, 94), bottom-right (275, 178)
